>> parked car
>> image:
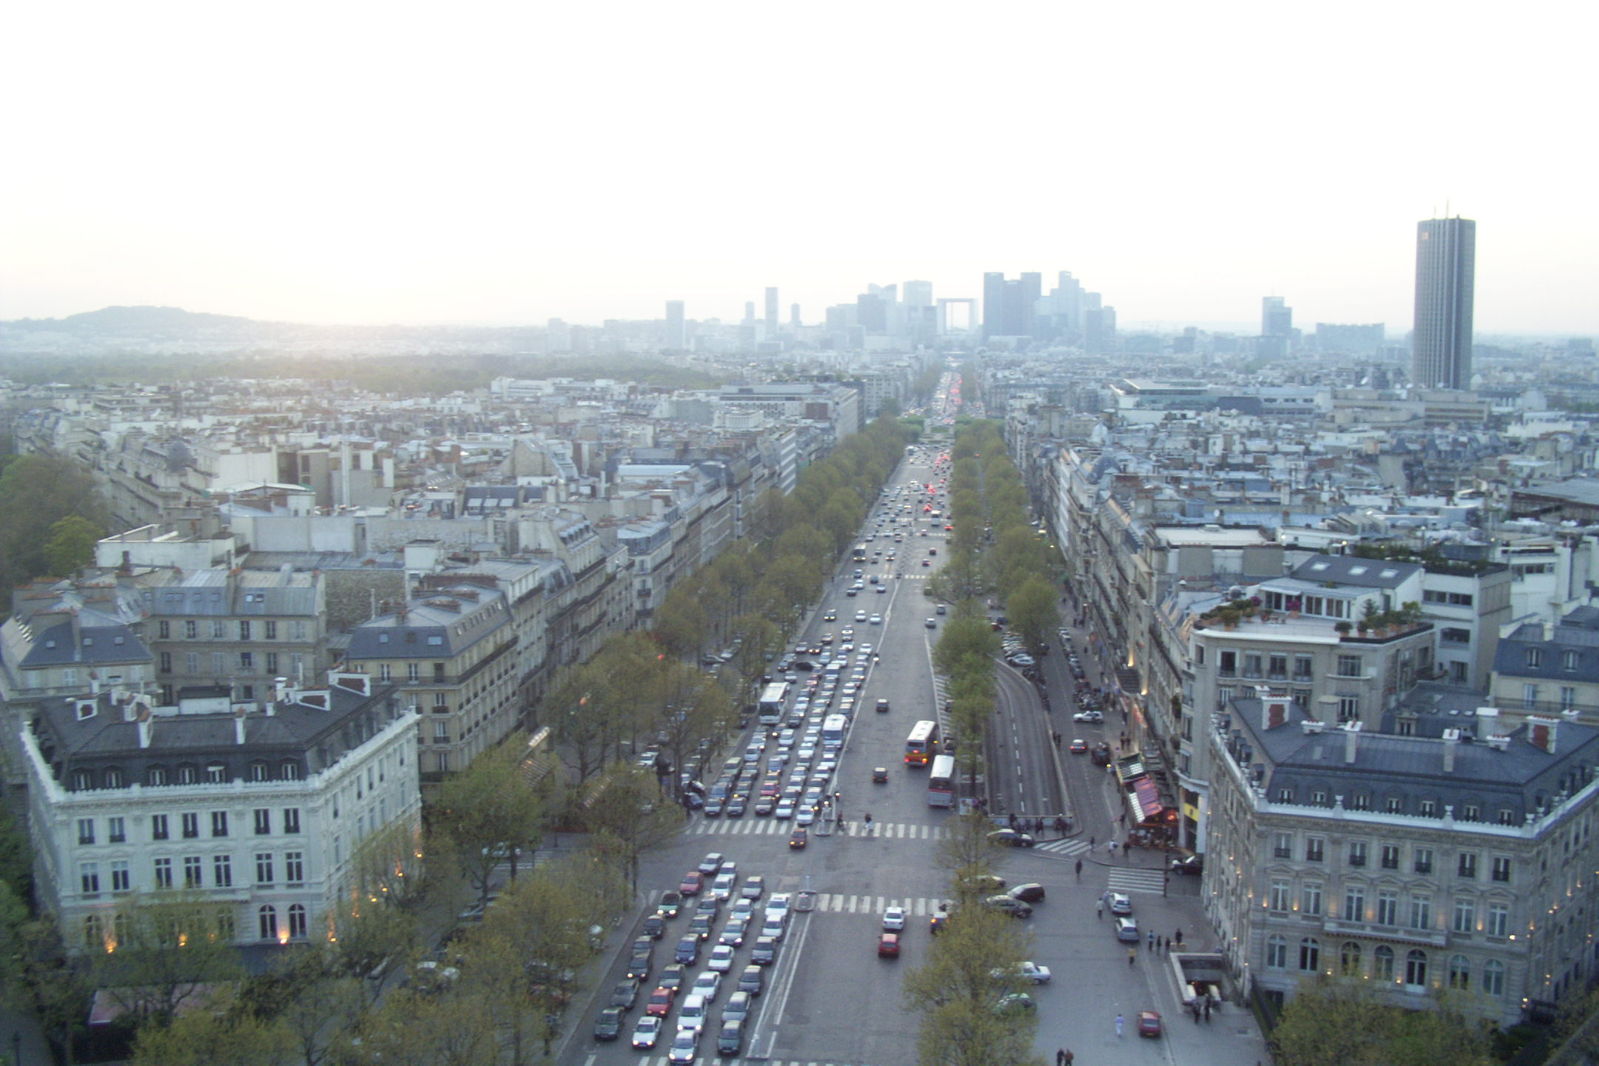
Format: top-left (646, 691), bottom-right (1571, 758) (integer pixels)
top-left (989, 961), bottom-right (1053, 984)
top-left (1073, 709), bottom-right (1104, 724)
top-left (994, 992), bottom-right (1036, 1016)
top-left (988, 828), bottom-right (1036, 848)
top-left (1008, 883), bottom-right (1047, 903)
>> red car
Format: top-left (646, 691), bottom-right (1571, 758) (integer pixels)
top-left (1069, 738), bottom-right (1088, 754)
top-left (788, 827), bottom-right (808, 849)
top-left (680, 871), bottom-right (704, 896)
top-left (878, 932), bottom-right (900, 958)
top-left (1137, 1010), bottom-right (1162, 1037)
top-left (646, 986), bottom-right (676, 1017)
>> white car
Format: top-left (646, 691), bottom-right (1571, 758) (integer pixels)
top-left (707, 944), bottom-right (736, 972)
top-left (666, 1028), bottom-right (699, 1064)
top-left (882, 906), bottom-right (907, 931)
top-left (990, 960), bottom-right (1053, 984)
top-left (1074, 710), bottom-right (1104, 723)
top-left (632, 1015), bottom-right (664, 1049)
top-left (710, 872), bottom-right (737, 900)
top-left (765, 894), bottom-right (792, 922)
top-left (774, 797), bottom-right (796, 819)
top-left (869, 614), bottom-right (883, 625)
top-left (855, 611), bottom-right (868, 622)
top-left (795, 804), bottom-right (816, 826)
top-left (692, 969), bottom-right (722, 1000)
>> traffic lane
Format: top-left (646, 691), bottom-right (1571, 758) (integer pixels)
top-left (987, 660), bottom-right (1063, 819)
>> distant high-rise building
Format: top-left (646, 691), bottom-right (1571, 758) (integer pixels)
top-left (903, 280), bottom-right (933, 308)
top-left (1412, 216), bottom-right (1476, 390)
top-left (1262, 296), bottom-right (1292, 337)
top-left (790, 303), bottom-right (801, 328)
top-left (982, 272), bottom-right (1042, 339)
top-left (664, 300), bottom-right (686, 350)
top-left (764, 287), bottom-right (779, 332)
top-left (744, 301), bottom-right (756, 325)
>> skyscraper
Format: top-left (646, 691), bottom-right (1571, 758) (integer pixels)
top-left (982, 272), bottom-right (1041, 339)
top-left (664, 300), bottom-right (686, 350)
top-left (1412, 217), bottom-right (1476, 390)
top-left (764, 287), bottom-right (779, 332)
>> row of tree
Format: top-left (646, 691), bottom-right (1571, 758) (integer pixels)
top-left (0, 453), bottom-right (108, 614)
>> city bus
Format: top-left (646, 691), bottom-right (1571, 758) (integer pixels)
top-left (852, 544), bottom-right (868, 563)
top-left (926, 754), bottom-right (956, 808)
top-left (904, 720), bottom-right (940, 766)
top-left (758, 682), bottom-right (790, 726)
top-left (821, 713), bottom-right (847, 749)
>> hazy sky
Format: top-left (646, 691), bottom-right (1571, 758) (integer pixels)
top-left (3, 1), bottom-right (1595, 335)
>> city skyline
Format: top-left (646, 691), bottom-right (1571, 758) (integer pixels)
top-left (2, 4), bottom-right (1595, 335)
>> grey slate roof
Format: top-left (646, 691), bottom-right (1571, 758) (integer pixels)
top-left (1289, 554), bottom-right (1421, 590)
top-left (1493, 608), bottom-right (1599, 681)
top-left (18, 610), bottom-right (151, 669)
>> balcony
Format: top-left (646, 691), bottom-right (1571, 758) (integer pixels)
top-left (1321, 918), bottom-right (1447, 947)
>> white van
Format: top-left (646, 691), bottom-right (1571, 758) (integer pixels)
top-left (677, 993), bottom-right (708, 1033)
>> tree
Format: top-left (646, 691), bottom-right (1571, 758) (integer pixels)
top-left (323, 894), bottom-right (419, 1004)
top-left (0, 454), bottom-right (106, 594)
top-left (43, 514), bottom-right (104, 576)
top-left (430, 742), bottom-right (551, 908)
top-left (1005, 577), bottom-right (1059, 658)
top-left (93, 894), bottom-right (245, 1030)
top-left (8, 911), bottom-right (90, 1065)
top-left (1269, 975), bottom-right (1495, 1066)
top-left (129, 987), bottom-right (292, 1066)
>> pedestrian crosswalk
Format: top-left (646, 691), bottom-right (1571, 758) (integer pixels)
top-left (809, 893), bottom-right (950, 916)
top-left (685, 818), bottom-right (949, 841)
top-left (634, 1059), bottom-right (874, 1066)
top-left (1106, 866), bottom-right (1168, 895)
top-left (1035, 837), bottom-right (1091, 858)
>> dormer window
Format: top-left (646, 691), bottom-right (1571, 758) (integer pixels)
top-left (1526, 649), bottom-right (1543, 669)
top-left (76, 702), bottom-right (96, 721)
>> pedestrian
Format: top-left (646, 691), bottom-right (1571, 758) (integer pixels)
top-left (1175, 927), bottom-right (1183, 945)
top-left (1191, 1001), bottom-right (1200, 1023)
top-left (1115, 1013), bottom-right (1125, 1038)
top-left (1147, 930), bottom-right (1155, 949)
top-left (1075, 858), bottom-right (1083, 880)
top-left (1096, 900), bottom-right (1103, 920)
top-left (1064, 1051), bottom-right (1073, 1066)
top-left (1056, 1050), bottom-right (1065, 1066)
top-left (1008, 812), bottom-right (1017, 829)
top-left (1089, 834), bottom-right (1096, 848)
top-left (1127, 947), bottom-right (1136, 966)
top-left (1204, 997), bottom-right (1212, 1021)
top-left (1108, 840), bottom-right (1117, 856)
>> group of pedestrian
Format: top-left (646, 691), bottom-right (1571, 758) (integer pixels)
top-left (1190, 996), bottom-right (1214, 1023)
top-left (1054, 1049), bottom-right (1075, 1066)
top-left (1006, 813), bottom-right (1051, 836)
top-left (1144, 930), bottom-right (1175, 952)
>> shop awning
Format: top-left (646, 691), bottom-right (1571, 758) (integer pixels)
top-left (1127, 778), bottom-right (1165, 823)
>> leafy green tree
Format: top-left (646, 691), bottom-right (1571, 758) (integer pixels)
top-left (1270, 975), bottom-right (1495, 1066)
top-left (430, 742), bottom-right (551, 908)
top-left (1005, 577), bottom-right (1059, 657)
top-left (578, 765), bottom-right (685, 892)
top-left (93, 894), bottom-right (246, 1030)
top-left (43, 514), bottom-right (104, 576)
top-left (0, 454), bottom-right (106, 594)
top-left (8, 913), bottom-right (88, 1065)
top-left (130, 986), bottom-right (292, 1066)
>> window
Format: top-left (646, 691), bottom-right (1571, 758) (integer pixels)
top-left (185, 652), bottom-right (199, 673)
top-left (80, 863), bottom-right (100, 895)
top-left (1275, 787), bottom-right (1294, 802)
top-left (1293, 654), bottom-right (1314, 681)
top-left (206, 763), bottom-right (226, 784)
top-left (1219, 650), bottom-right (1237, 677)
top-left (239, 620), bottom-right (252, 641)
top-left (1311, 789), bottom-right (1328, 805)
top-left (1243, 653), bottom-right (1263, 678)
top-left (433, 663), bottom-right (446, 683)
top-left (255, 853), bottom-right (274, 886)
top-left (282, 807), bottom-right (301, 834)
top-left (253, 809), bottom-right (271, 835)
top-left (284, 851), bottom-right (303, 885)
top-left (239, 651), bottom-right (254, 671)
top-left (407, 663), bottom-right (421, 682)
top-left (212, 652), bottom-right (226, 675)
top-left (1409, 894), bottom-right (1432, 930)
top-left (258, 905), bottom-right (278, 941)
top-left (1463, 804), bottom-right (1480, 822)
top-left (1380, 844), bottom-right (1399, 869)
top-left (84, 914), bottom-right (103, 950)
top-left (1273, 832), bottom-right (1293, 859)
top-left (110, 860), bottom-right (130, 893)
top-left (1487, 902), bottom-right (1509, 937)
top-left (159, 651), bottom-right (172, 673)
top-left (1298, 937), bottom-right (1320, 972)
top-left (1269, 879), bottom-right (1291, 913)
top-left (1302, 881), bottom-right (1323, 917)
top-left (1338, 695), bottom-right (1360, 723)
top-left (159, 620), bottom-right (171, 639)
top-left (1373, 945), bottom-right (1395, 981)
top-left (1336, 654), bottom-right (1362, 677)
top-left (281, 762), bottom-right (301, 781)
top-left (184, 619), bottom-right (197, 639)
top-left (77, 818), bottom-right (95, 845)
top-left (150, 814), bottom-right (170, 842)
top-left (1305, 837), bottom-right (1325, 863)
top-left (211, 811), bottom-right (229, 837)
top-left (265, 620), bottom-right (277, 640)
top-left (249, 762), bottom-right (270, 783)
top-left (108, 816), bottom-right (125, 843)
top-left (213, 854), bottom-right (232, 887)
top-left (1266, 935), bottom-right (1288, 968)
top-left (1448, 954), bottom-right (1471, 989)
top-left (181, 813), bottom-right (199, 839)
top-left (1349, 791), bottom-right (1370, 811)
top-left (154, 857), bottom-right (172, 889)
top-left (1453, 897), bottom-right (1476, 934)
top-left (1348, 841), bottom-right (1367, 867)
top-left (378, 664), bottom-right (392, 682)
top-left (1491, 857), bottom-right (1511, 883)
top-left (183, 856), bottom-right (202, 887)
top-left (1343, 884), bottom-right (1365, 922)
top-left (1404, 950), bottom-right (1428, 987)
top-left (1483, 959), bottom-right (1505, 996)
top-left (1267, 653), bottom-right (1287, 679)
top-left (1376, 889), bottom-right (1398, 925)
top-left (1385, 796), bottom-right (1403, 814)
top-left (1419, 798), bottom-right (1436, 817)
top-left (1414, 847), bottom-right (1433, 874)
top-left (433, 719), bottom-right (450, 742)
top-left (1522, 683), bottom-right (1538, 709)
top-left (288, 903), bottom-right (307, 940)
top-left (1498, 808), bottom-right (1515, 826)
top-left (265, 652), bottom-right (278, 674)
top-left (1339, 942), bottom-right (1362, 976)
top-left (1561, 686), bottom-right (1577, 710)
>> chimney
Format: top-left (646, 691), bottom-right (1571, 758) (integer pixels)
top-left (1527, 715), bottom-right (1560, 754)
top-left (1442, 727), bottom-right (1461, 772)
top-left (1475, 706), bottom-right (1500, 736)
top-left (137, 706), bottom-right (153, 749)
top-left (234, 707), bottom-right (247, 745)
top-left (1262, 695), bottom-right (1289, 731)
top-left (1343, 720), bottom-right (1362, 763)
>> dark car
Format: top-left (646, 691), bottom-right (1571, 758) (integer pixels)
top-left (610, 981), bottom-right (639, 1009)
top-left (872, 765), bottom-right (889, 783)
top-left (716, 1019), bottom-right (744, 1056)
top-left (984, 895), bottom-right (1033, 919)
top-left (687, 914), bottom-right (713, 942)
top-left (987, 829), bottom-right (1036, 848)
top-left (625, 942), bottom-right (654, 981)
top-left (875, 698), bottom-right (891, 713)
top-left (642, 914), bottom-right (666, 939)
top-left (1091, 742), bottom-right (1113, 766)
top-left (674, 935), bottom-right (701, 965)
top-left (593, 1005), bottom-right (626, 1041)
top-left (1171, 854), bottom-right (1204, 876)
top-left (788, 826), bottom-right (808, 849)
top-left (751, 936), bottom-right (778, 965)
top-left (737, 964), bottom-right (764, 996)
top-left (657, 889), bottom-right (683, 917)
top-left (1008, 883), bottom-right (1047, 903)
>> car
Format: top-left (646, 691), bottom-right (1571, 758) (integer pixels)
top-left (1107, 891), bottom-right (1133, 915)
top-left (1138, 1009), bottom-right (1163, 1037)
top-left (716, 1018), bottom-right (745, 1056)
top-left (610, 981), bottom-right (640, 1009)
top-left (869, 614), bottom-right (883, 625)
top-left (707, 944), bottom-right (736, 973)
top-left (1171, 854), bottom-right (1204, 876)
top-left (794, 889), bottom-right (817, 912)
top-left (626, 941), bottom-right (654, 980)
top-left (750, 937), bottom-right (778, 965)
top-left (710, 871), bottom-right (737, 900)
top-left (1091, 742), bottom-right (1114, 766)
top-left (854, 610), bottom-right (867, 622)
top-left (642, 913), bottom-right (667, 939)
top-left (674, 935), bottom-right (700, 965)
top-left (740, 875), bottom-right (766, 901)
top-left (737, 965), bottom-right (764, 996)
top-left (632, 1014), bottom-right (665, 1049)
top-left (697, 852), bottom-right (725, 876)
top-left (921, 559), bottom-right (930, 566)
top-left (925, 617), bottom-right (937, 628)
top-left (788, 826), bottom-right (808, 849)
top-left (1009, 883), bottom-right (1047, 903)
top-left (872, 765), bottom-right (889, 783)
top-left (883, 906), bottom-right (907, 931)
top-left (984, 895), bottom-right (1033, 919)
top-left (1115, 917), bottom-right (1140, 942)
top-left (657, 964), bottom-right (687, 991)
top-left (994, 992), bottom-right (1037, 1016)
top-left (822, 610), bottom-right (837, 621)
top-left (960, 872), bottom-right (1006, 892)
top-left (1073, 709), bottom-right (1104, 724)
top-left (687, 914), bottom-right (713, 941)
top-left (691, 970), bottom-right (722, 1001)
top-left (987, 828), bottom-right (1036, 848)
top-left (990, 961), bottom-right (1053, 984)
top-left (1007, 653), bottom-right (1035, 666)
top-left (765, 893), bottom-right (792, 920)
top-left (877, 932), bottom-right (900, 958)
top-left (753, 796), bottom-right (776, 816)
top-left (676, 993), bottom-right (709, 1034)
top-left (645, 986), bottom-right (677, 1017)
top-left (760, 915), bottom-right (786, 943)
top-left (593, 1005), bottom-right (627, 1041)
top-left (1066, 736), bottom-right (1090, 754)
top-left (679, 871), bottom-right (704, 896)
top-left (666, 1027), bottom-right (700, 1064)
top-left (657, 890), bottom-right (683, 918)
top-left (719, 914), bottom-right (750, 947)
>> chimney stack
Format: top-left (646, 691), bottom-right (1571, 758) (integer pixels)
top-left (1442, 727), bottom-right (1460, 772)
top-left (1343, 720), bottom-right (1362, 763)
top-left (137, 706), bottom-right (153, 749)
top-left (1527, 715), bottom-right (1560, 754)
top-left (234, 707), bottom-right (247, 746)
